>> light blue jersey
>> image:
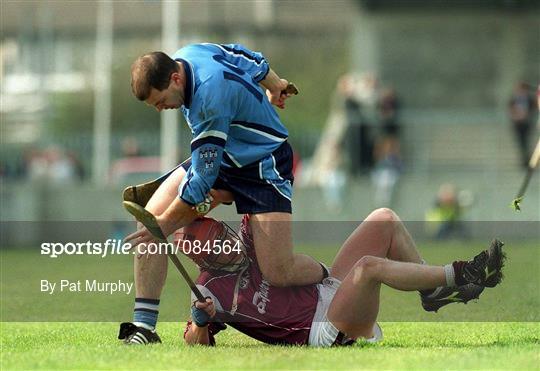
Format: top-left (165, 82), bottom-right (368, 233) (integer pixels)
top-left (172, 43), bottom-right (289, 206)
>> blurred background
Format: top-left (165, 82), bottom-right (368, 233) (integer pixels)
top-left (1, 0), bottom-right (539, 244)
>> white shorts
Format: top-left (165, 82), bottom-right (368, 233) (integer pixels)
top-left (308, 276), bottom-right (383, 347)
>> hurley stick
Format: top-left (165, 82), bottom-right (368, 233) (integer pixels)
top-left (123, 201), bottom-right (206, 302)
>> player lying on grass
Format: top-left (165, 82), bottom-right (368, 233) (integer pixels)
top-left (119, 206), bottom-right (505, 346)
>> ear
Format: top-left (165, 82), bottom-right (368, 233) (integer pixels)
top-left (170, 72), bottom-right (182, 86)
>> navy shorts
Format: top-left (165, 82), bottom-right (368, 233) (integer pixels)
top-left (181, 141), bottom-right (294, 214)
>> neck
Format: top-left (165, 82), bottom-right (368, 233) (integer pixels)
top-left (176, 61), bottom-right (187, 105)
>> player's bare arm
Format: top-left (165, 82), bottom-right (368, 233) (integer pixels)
top-left (124, 181), bottom-right (229, 246)
top-left (123, 162), bottom-right (231, 248)
top-left (129, 165), bottom-right (188, 245)
top-left (154, 190), bottom-right (230, 237)
top-left (184, 298), bottom-right (216, 346)
top-left (260, 69), bottom-right (291, 109)
top-left (123, 197), bottom-right (200, 246)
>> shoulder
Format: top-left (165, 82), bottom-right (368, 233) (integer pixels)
top-left (175, 44), bottom-right (226, 74)
top-left (196, 270), bottom-right (238, 289)
top-left (198, 73), bottom-right (229, 94)
top-left (175, 44), bottom-right (226, 83)
top-left (191, 75), bottom-right (234, 116)
top-left (194, 273), bottom-right (238, 311)
top-left (173, 43), bottom-right (220, 58)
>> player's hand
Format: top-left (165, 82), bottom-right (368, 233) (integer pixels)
top-left (124, 224), bottom-right (155, 246)
top-left (123, 223), bottom-right (159, 258)
top-left (192, 297), bottom-right (216, 327)
top-left (195, 297), bottom-right (216, 317)
top-left (266, 78), bottom-right (290, 109)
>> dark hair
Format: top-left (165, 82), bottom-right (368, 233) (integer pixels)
top-left (131, 52), bottom-right (179, 101)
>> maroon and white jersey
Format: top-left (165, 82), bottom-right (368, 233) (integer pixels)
top-left (186, 215), bottom-right (319, 345)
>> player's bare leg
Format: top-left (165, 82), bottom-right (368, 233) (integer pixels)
top-left (327, 208), bottom-right (438, 338)
top-left (133, 166), bottom-right (232, 298)
top-left (327, 257), bottom-right (447, 339)
top-left (132, 166), bottom-right (188, 299)
top-left (119, 166), bottom-right (190, 343)
top-left (330, 208), bottom-right (422, 281)
top-left (250, 212), bottom-right (324, 287)
top-left (328, 236), bottom-right (505, 339)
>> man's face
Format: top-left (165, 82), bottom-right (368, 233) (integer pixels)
top-left (145, 75), bottom-right (183, 112)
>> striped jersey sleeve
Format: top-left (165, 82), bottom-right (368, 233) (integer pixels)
top-left (178, 78), bottom-right (231, 205)
top-left (212, 43), bottom-right (270, 83)
top-left (178, 117), bottom-right (228, 205)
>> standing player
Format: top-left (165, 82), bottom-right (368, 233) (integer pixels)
top-left (123, 44), bottom-right (325, 336)
top-left (120, 208), bottom-right (504, 346)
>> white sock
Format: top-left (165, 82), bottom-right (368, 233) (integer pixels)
top-left (444, 264), bottom-right (456, 287)
top-left (133, 322), bottom-right (154, 331)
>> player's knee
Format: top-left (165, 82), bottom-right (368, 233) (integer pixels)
top-left (352, 256), bottom-right (382, 284)
top-left (368, 208), bottom-right (399, 236)
top-left (370, 208), bottom-right (398, 223)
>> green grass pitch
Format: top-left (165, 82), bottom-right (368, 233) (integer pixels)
top-left (1, 241), bottom-right (539, 369)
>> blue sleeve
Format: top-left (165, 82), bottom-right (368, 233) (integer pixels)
top-left (178, 117), bottom-right (229, 205)
top-left (217, 43), bottom-right (270, 83)
top-left (178, 81), bottom-right (231, 205)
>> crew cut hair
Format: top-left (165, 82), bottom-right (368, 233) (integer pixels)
top-left (131, 52), bottom-right (179, 101)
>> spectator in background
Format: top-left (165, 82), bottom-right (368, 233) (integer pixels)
top-left (27, 148), bottom-right (49, 181)
top-left (26, 146), bottom-right (77, 184)
top-left (338, 73), bottom-right (377, 176)
top-left (508, 82), bottom-right (537, 168)
top-left (425, 183), bottom-right (472, 240)
top-left (44, 146), bottom-right (76, 184)
top-left (371, 136), bottom-right (402, 207)
top-left (66, 151), bottom-right (85, 181)
top-left (322, 143), bottom-right (346, 211)
top-left (377, 87), bottom-right (400, 138)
